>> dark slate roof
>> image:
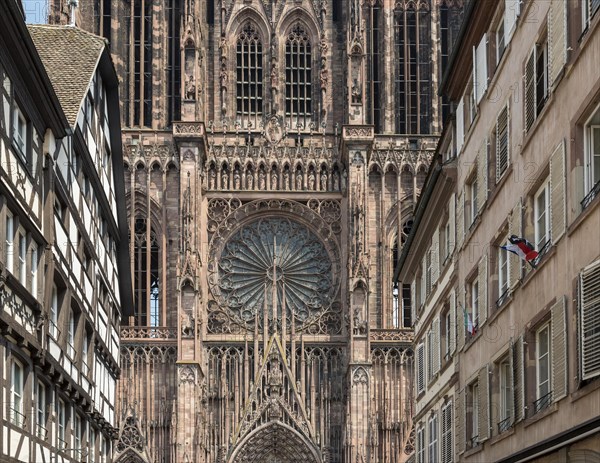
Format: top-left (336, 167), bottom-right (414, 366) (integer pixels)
top-left (27, 25), bottom-right (106, 127)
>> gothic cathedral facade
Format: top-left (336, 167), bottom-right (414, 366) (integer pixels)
top-left (56, 0), bottom-right (463, 461)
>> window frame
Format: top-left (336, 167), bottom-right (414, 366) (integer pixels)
top-left (499, 356), bottom-right (512, 426)
top-left (535, 322), bottom-right (552, 409)
top-left (583, 104), bottom-right (600, 196)
top-left (498, 237), bottom-right (510, 302)
top-left (12, 104), bottom-right (28, 161)
top-left (428, 413), bottom-right (438, 463)
top-left (37, 381), bottom-right (47, 439)
top-left (18, 232), bottom-right (27, 286)
top-left (57, 399), bottom-right (67, 449)
top-left (10, 359), bottom-right (25, 427)
top-left (5, 211), bottom-right (14, 273)
top-left (534, 179), bottom-right (551, 249)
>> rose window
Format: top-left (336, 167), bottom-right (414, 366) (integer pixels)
top-left (215, 217), bottom-right (334, 324)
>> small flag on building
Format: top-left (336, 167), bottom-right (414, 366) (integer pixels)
top-left (501, 235), bottom-right (539, 265)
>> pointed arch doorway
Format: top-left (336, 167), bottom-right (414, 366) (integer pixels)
top-left (229, 421), bottom-right (321, 463)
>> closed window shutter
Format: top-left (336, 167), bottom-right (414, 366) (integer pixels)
top-left (478, 255), bottom-right (488, 326)
top-left (525, 48), bottom-right (536, 132)
top-left (509, 198), bottom-right (522, 288)
top-left (432, 229), bottom-right (440, 284)
top-left (456, 98), bottom-right (465, 155)
top-left (441, 402), bottom-right (453, 463)
top-left (550, 139), bottom-right (566, 243)
top-left (456, 189), bottom-right (465, 250)
top-left (411, 280), bottom-right (417, 322)
top-left (580, 260), bottom-right (600, 380)
top-left (417, 343), bottom-right (425, 394)
top-left (551, 295), bottom-right (568, 400)
top-left (513, 336), bottom-right (526, 421)
top-left (474, 34), bottom-right (488, 105)
top-left (421, 256), bottom-right (427, 306)
top-left (477, 139), bottom-right (488, 212)
top-left (449, 289), bottom-right (456, 355)
top-left (504, 0), bottom-right (520, 42)
top-left (434, 317), bottom-right (441, 374)
top-left (449, 193), bottom-right (456, 255)
top-left (478, 365), bottom-right (490, 441)
top-left (548, 0), bottom-right (567, 87)
top-left (509, 340), bottom-right (515, 423)
top-left (456, 388), bottom-right (465, 454)
top-left (496, 105), bottom-right (509, 181)
top-left (457, 287), bottom-right (466, 352)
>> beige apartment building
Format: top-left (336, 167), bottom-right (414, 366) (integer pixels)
top-left (397, 0), bottom-right (600, 462)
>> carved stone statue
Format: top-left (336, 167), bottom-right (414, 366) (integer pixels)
top-left (295, 171), bottom-right (303, 190)
top-left (353, 307), bottom-right (367, 335)
top-left (352, 78), bottom-right (362, 104)
top-left (246, 172), bottom-right (254, 190)
top-left (320, 171), bottom-right (328, 191)
top-left (258, 169), bottom-right (266, 190)
top-left (221, 170), bottom-right (228, 189)
top-left (181, 311), bottom-right (194, 336)
top-left (333, 171), bottom-right (340, 191)
top-left (283, 169), bottom-right (290, 191)
top-left (185, 75), bottom-right (196, 100)
top-left (308, 170), bottom-right (316, 191)
top-left (209, 167), bottom-right (216, 190)
top-left (233, 168), bottom-right (241, 190)
top-left (271, 171), bottom-right (278, 190)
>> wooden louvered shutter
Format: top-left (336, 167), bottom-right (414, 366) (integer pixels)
top-left (513, 336), bottom-right (526, 421)
top-left (456, 388), bottom-right (465, 454)
top-left (421, 255), bottom-right (427, 306)
top-left (478, 365), bottom-right (490, 441)
top-left (477, 139), bottom-right (488, 212)
top-left (457, 98), bottom-right (465, 155)
top-left (509, 199), bottom-right (522, 288)
top-left (496, 105), bottom-right (509, 181)
top-left (580, 260), bottom-right (600, 380)
top-left (551, 296), bottom-right (568, 401)
top-left (411, 280), bottom-right (417, 322)
top-left (434, 317), bottom-right (441, 374)
top-left (449, 193), bottom-right (456, 255)
top-left (504, 0), bottom-right (520, 42)
top-left (457, 287), bottom-right (466, 352)
top-left (525, 48), bottom-right (536, 132)
top-left (449, 289), bottom-right (456, 355)
top-left (550, 140), bottom-right (566, 243)
top-left (475, 34), bottom-right (488, 104)
top-left (548, 0), bottom-right (567, 87)
top-left (432, 229), bottom-right (440, 284)
top-left (456, 189), bottom-right (465, 250)
top-left (417, 343), bottom-right (425, 394)
top-left (509, 339), bottom-right (515, 422)
top-left (478, 255), bottom-right (488, 326)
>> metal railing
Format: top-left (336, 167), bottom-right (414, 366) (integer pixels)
top-left (497, 416), bottom-right (512, 434)
top-left (10, 407), bottom-right (26, 428)
top-left (37, 424), bottom-right (48, 440)
top-left (496, 288), bottom-right (511, 309)
top-left (581, 180), bottom-right (600, 211)
top-left (533, 390), bottom-right (553, 414)
top-left (531, 240), bottom-right (552, 267)
top-left (469, 435), bottom-right (479, 449)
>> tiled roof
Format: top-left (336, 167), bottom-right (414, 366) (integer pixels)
top-left (27, 25), bottom-right (106, 127)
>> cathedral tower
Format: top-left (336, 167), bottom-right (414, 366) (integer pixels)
top-left (59, 0), bottom-right (464, 461)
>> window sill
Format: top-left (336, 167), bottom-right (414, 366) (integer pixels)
top-left (521, 97), bottom-right (554, 156)
top-left (571, 377), bottom-right (600, 404)
top-left (464, 214), bottom-right (482, 246)
top-left (489, 426), bottom-right (515, 446)
top-left (487, 291), bottom-right (514, 327)
top-left (464, 443), bottom-right (484, 458)
top-left (486, 164), bottom-right (514, 212)
top-left (520, 245), bottom-right (556, 290)
top-left (524, 402), bottom-right (558, 428)
top-left (567, 188), bottom-right (600, 238)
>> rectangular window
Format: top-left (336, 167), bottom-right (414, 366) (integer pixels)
top-left (496, 105), bottom-right (509, 181)
top-left (58, 399), bottom-right (66, 449)
top-left (90, 428), bottom-right (96, 462)
top-left (498, 240), bottom-right (510, 303)
top-left (467, 178), bottom-right (478, 227)
top-left (498, 357), bottom-right (512, 432)
top-left (416, 343), bottom-right (425, 394)
top-left (18, 234), bottom-right (26, 285)
top-left (582, 0), bottom-right (600, 31)
top-left (13, 106), bottom-right (27, 159)
top-left (580, 260), bottom-right (600, 380)
top-left (75, 414), bottom-right (82, 452)
top-left (525, 34), bottom-right (548, 132)
top-left (496, 18), bottom-right (505, 64)
top-left (5, 212), bottom-right (14, 272)
top-left (583, 105), bottom-right (600, 206)
top-left (82, 333), bottom-right (90, 377)
top-left (67, 310), bottom-right (76, 358)
top-left (468, 278), bottom-right (479, 330)
top-left (469, 382), bottom-right (479, 447)
top-left (37, 381), bottom-right (47, 439)
top-left (416, 425), bottom-right (425, 463)
top-left (50, 285), bottom-right (59, 338)
top-left (30, 244), bottom-right (38, 297)
top-left (10, 360), bottom-right (24, 427)
top-left (427, 329), bottom-right (434, 381)
top-left (428, 413), bottom-right (438, 462)
top-left (444, 310), bottom-right (452, 360)
top-left (535, 323), bottom-right (552, 413)
top-left (441, 401), bottom-right (453, 463)
top-left (534, 180), bottom-right (550, 249)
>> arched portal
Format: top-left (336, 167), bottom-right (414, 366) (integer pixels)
top-left (229, 421), bottom-right (321, 463)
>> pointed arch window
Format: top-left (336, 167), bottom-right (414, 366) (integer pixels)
top-left (285, 24), bottom-right (312, 129)
top-left (236, 22), bottom-right (263, 129)
top-left (133, 217), bottom-right (160, 326)
top-left (367, 0), bottom-right (384, 133)
top-left (394, 1), bottom-right (432, 134)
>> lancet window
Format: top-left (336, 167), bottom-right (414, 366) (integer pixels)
top-left (439, 1), bottom-right (465, 124)
top-left (285, 24), bottom-right (312, 129)
top-left (366, 1), bottom-right (384, 133)
top-left (394, 1), bottom-right (432, 134)
top-left (166, 0), bottom-right (182, 125)
top-left (133, 217), bottom-right (160, 326)
top-left (236, 22), bottom-right (263, 129)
